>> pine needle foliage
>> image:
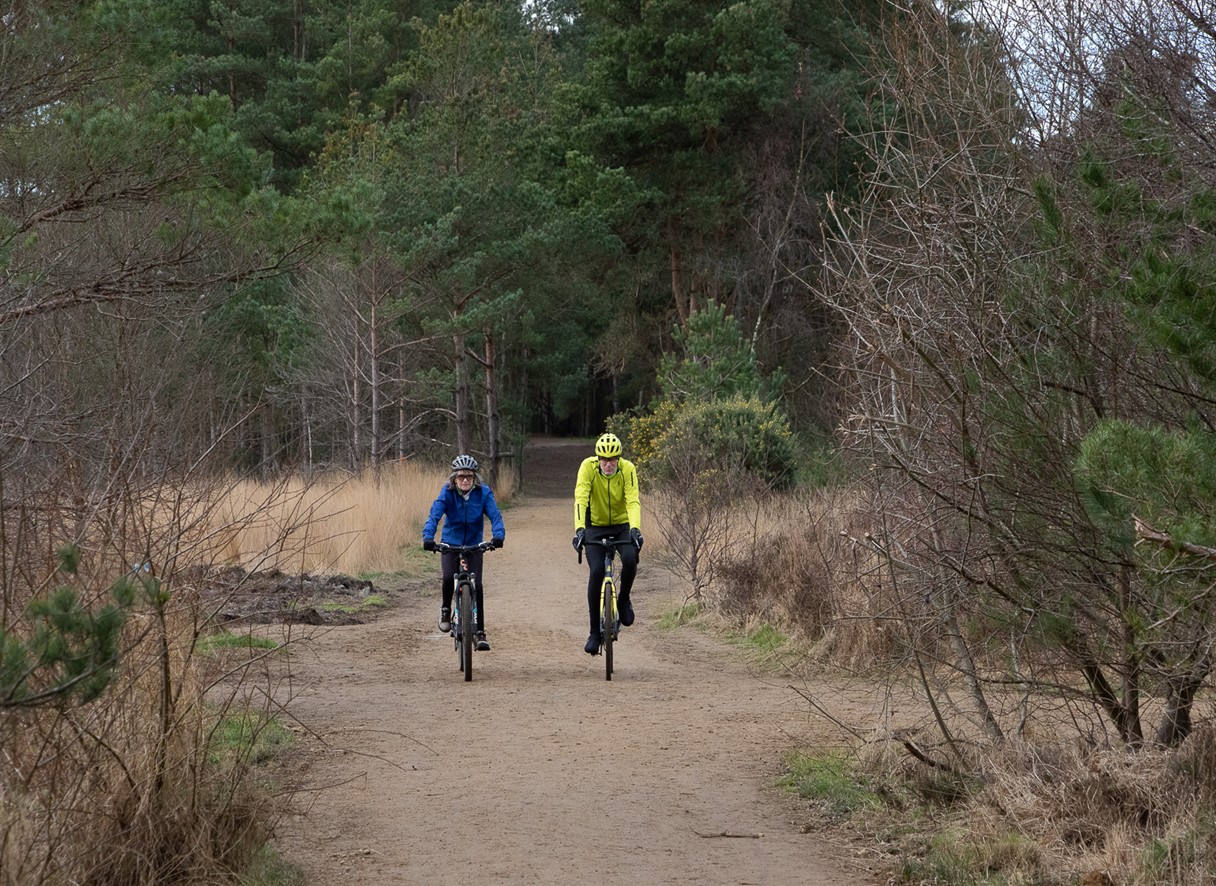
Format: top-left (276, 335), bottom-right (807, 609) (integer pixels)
top-left (0, 544), bottom-right (141, 708)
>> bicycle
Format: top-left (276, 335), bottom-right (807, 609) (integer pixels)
top-left (433, 541), bottom-right (494, 681)
top-left (580, 537), bottom-right (630, 681)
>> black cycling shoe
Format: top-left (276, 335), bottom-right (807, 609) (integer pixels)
top-left (438, 607), bottom-right (451, 633)
top-left (618, 597), bottom-right (634, 627)
top-left (475, 631), bottom-right (491, 651)
top-left (584, 632), bottom-right (602, 655)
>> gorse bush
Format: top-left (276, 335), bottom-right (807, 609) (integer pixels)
top-left (616, 398), bottom-right (678, 471)
top-left (627, 396), bottom-right (799, 490)
top-left (625, 301), bottom-right (799, 490)
top-left (612, 302), bottom-right (804, 605)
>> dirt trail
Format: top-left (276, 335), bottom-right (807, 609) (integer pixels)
top-left (271, 438), bottom-right (879, 885)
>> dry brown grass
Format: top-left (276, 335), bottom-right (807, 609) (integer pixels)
top-left (656, 483), bottom-right (901, 669)
top-left (947, 729), bottom-right (1216, 884)
top-left (0, 588), bottom-right (277, 885)
top-left (816, 714), bottom-right (1216, 885)
top-left (177, 460), bottom-right (511, 576)
top-left (666, 483), bottom-right (1216, 884)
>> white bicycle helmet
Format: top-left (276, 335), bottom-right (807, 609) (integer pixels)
top-left (451, 454), bottom-right (479, 473)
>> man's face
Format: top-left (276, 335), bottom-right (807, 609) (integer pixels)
top-left (599, 457), bottom-right (619, 476)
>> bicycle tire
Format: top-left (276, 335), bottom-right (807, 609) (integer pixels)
top-left (458, 580), bottom-right (474, 681)
top-left (602, 576), bottom-right (614, 680)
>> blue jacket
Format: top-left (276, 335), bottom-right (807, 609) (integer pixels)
top-left (423, 482), bottom-right (505, 547)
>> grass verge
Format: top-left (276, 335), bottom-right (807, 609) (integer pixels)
top-left (211, 710), bottom-right (294, 766)
top-left (779, 750), bottom-right (881, 820)
top-left (318, 593), bottom-right (389, 614)
top-left (199, 630), bottom-right (280, 654)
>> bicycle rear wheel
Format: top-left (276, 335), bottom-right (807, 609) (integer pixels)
top-left (601, 577), bottom-right (614, 681)
top-left (458, 581), bottom-right (474, 681)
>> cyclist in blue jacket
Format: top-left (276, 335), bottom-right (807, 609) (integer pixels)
top-left (423, 454), bottom-right (505, 651)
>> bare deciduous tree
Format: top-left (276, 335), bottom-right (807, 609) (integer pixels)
top-left (822, 0), bottom-right (1216, 753)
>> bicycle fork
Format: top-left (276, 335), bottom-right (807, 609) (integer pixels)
top-left (600, 575), bottom-right (619, 640)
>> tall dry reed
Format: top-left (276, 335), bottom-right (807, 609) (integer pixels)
top-left (185, 460), bottom-right (504, 576)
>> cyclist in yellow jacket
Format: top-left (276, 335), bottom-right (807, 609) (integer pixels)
top-left (572, 432), bottom-right (643, 654)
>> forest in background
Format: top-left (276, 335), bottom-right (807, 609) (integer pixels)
top-left (1, 0), bottom-right (867, 487)
top-left (4, 0), bottom-right (1216, 882)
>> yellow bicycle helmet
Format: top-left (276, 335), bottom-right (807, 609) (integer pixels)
top-left (595, 433), bottom-right (622, 458)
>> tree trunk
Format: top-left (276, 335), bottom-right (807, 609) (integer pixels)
top-left (670, 219), bottom-right (689, 327)
top-left (260, 402), bottom-right (274, 481)
top-left (484, 330), bottom-right (500, 488)
top-left (1082, 659), bottom-right (1143, 747)
top-left (454, 328), bottom-right (469, 455)
top-left (397, 349), bottom-right (407, 462)
top-left (351, 318), bottom-right (362, 472)
top-left (929, 530), bottom-right (1003, 742)
top-left (1119, 563), bottom-right (1142, 746)
top-left (1156, 658), bottom-right (1212, 748)
top-left (944, 597), bottom-right (1004, 742)
top-left (303, 389), bottom-right (313, 469)
top-left (369, 290), bottom-right (381, 479)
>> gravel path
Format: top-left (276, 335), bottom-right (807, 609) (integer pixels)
top-left (270, 437), bottom-right (880, 885)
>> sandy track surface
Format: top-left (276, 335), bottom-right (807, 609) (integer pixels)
top-left (270, 438), bottom-right (880, 885)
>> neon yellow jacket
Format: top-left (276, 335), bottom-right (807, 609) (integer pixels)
top-left (574, 456), bottom-right (641, 531)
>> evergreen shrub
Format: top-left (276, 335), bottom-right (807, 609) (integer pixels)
top-left (625, 395), bottom-right (798, 490)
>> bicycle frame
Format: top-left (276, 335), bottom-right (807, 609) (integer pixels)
top-left (435, 542), bottom-right (492, 682)
top-left (583, 537), bottom-right (628, 681)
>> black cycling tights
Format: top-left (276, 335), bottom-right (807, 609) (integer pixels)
top-left (583, 526), bottom-right (638, 633)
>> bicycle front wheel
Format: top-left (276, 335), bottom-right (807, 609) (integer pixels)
top-left (601, 577), bottom-right (614, 681)
top-left (458, 582), bottom-right (474, 681)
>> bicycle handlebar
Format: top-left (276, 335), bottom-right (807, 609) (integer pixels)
top-left (433, 541), bottom-right (495, 554)
top-left (577, 536), bottom-right (634, 564)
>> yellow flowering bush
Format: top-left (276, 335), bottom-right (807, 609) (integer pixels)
top-left (622, 395), bottom-right (798, 490)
